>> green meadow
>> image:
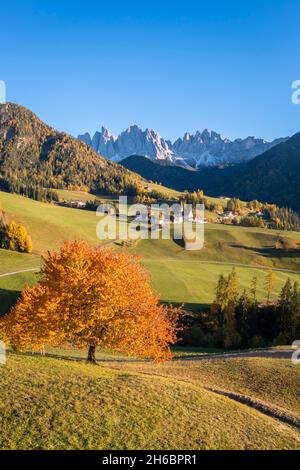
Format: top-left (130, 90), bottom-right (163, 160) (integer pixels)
top-left (1, 190), bottom-right (300, 314)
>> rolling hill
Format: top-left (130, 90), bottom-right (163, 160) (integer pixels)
top-left (121, 154), bottom-right (203, 191)
top-left (1, 351), bottom-right (299, 450)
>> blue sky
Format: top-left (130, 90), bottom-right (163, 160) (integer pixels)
top-left (1, 0), bottom-right (299, 141)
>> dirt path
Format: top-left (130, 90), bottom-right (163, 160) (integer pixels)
top-left (1, 258), bottom-right (300, 279)
top-left (0, 240), bottom-right (120, 279)
top-left (0, 268), bottom-right (39, 278)
top-left (175, 349), bottom-right (295, 361)
top-left (205, 387), bottom-right (300, 430)
top-left (99, 350), bottom-right (300, 433)
top-left (20, 348), bottom-right (295, 364)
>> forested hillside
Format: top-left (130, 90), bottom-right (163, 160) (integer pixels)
top-left (122, 134), bottom-right (300, 211)
top-left (218, 133), bottom-right (300, 210)
top-left (0, 103), bottom-right (144, 196)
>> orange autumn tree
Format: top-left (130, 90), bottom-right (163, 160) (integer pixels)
top-left (2, 241), bottom-right (180, 362)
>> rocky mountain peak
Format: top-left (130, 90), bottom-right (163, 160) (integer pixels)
top-left (78, 125), bottom-right (287, 168)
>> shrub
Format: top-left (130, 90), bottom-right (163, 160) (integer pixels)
top-left (249, 335), bottom-right (269, 349)
top-left (0, 221), bottom-right (33, 253)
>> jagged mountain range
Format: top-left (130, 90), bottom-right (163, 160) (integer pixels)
top-left (79, 126), bottom-right (176, 165)
top-left (78, 126), bottom-right (287, 168)
top-left (0, 103), bottom-right (299, 211)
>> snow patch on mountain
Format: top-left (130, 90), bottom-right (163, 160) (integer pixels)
top-left (78, 126), bottom-right (287, 168)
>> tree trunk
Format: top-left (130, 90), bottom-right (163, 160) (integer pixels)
top-left (87, 344), bottom-right (97, 363)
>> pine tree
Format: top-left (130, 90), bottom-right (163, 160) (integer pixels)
top-left (213, 269), bottom-right (241, 348)
top-left (228, 268), bottom-right (239, 302)
top-left (235, 289), bottom-right (252, 346)
top-left (277, 279), bottom-right (300, 342)
top-left (265, 269), bottom-right (276, 304)
top-left (292, 282), bottom-right (300, 338)
top-left (215, 274), bottom-right (227, 311)
top-left (250, 276), bottom-right (258, 304)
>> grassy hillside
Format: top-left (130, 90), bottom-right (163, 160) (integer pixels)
top-left (1, 190), bottom-right (300, 314)
top-left (141, 258), bottom-right (300, 309)
top-left (131, 226), bottom-right (300, 309)
top-left (57, 186), bottom-right (183, 203)
top-left (1, 351), bottom-right (299, 450)
top-left (106, 355), bottom-right (300, 421)
top-left (0, 191), bottom-right (103, 254)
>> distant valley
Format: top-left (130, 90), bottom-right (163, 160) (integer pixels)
top-left (121, 132), bottom-right (300, 211)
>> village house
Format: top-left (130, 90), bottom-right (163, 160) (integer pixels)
top-left (60, 200), bottom-right (87, 209)
top-left (221, 211), bottom-right (237, 224)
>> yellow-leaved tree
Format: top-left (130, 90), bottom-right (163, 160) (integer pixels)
top-left (0, 220), bottom-right (32, 253)
top-left (1, 241), bottom-right (180, 362)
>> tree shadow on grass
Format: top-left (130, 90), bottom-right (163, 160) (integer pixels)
top-left (0, 288), bottom-right (21, 316)
top-left (9, 348), bottom-right (147, 364)
top-left (228, 244), bottom-right (300, 259)
top-left (173, 237), bottom-right (185, 249)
